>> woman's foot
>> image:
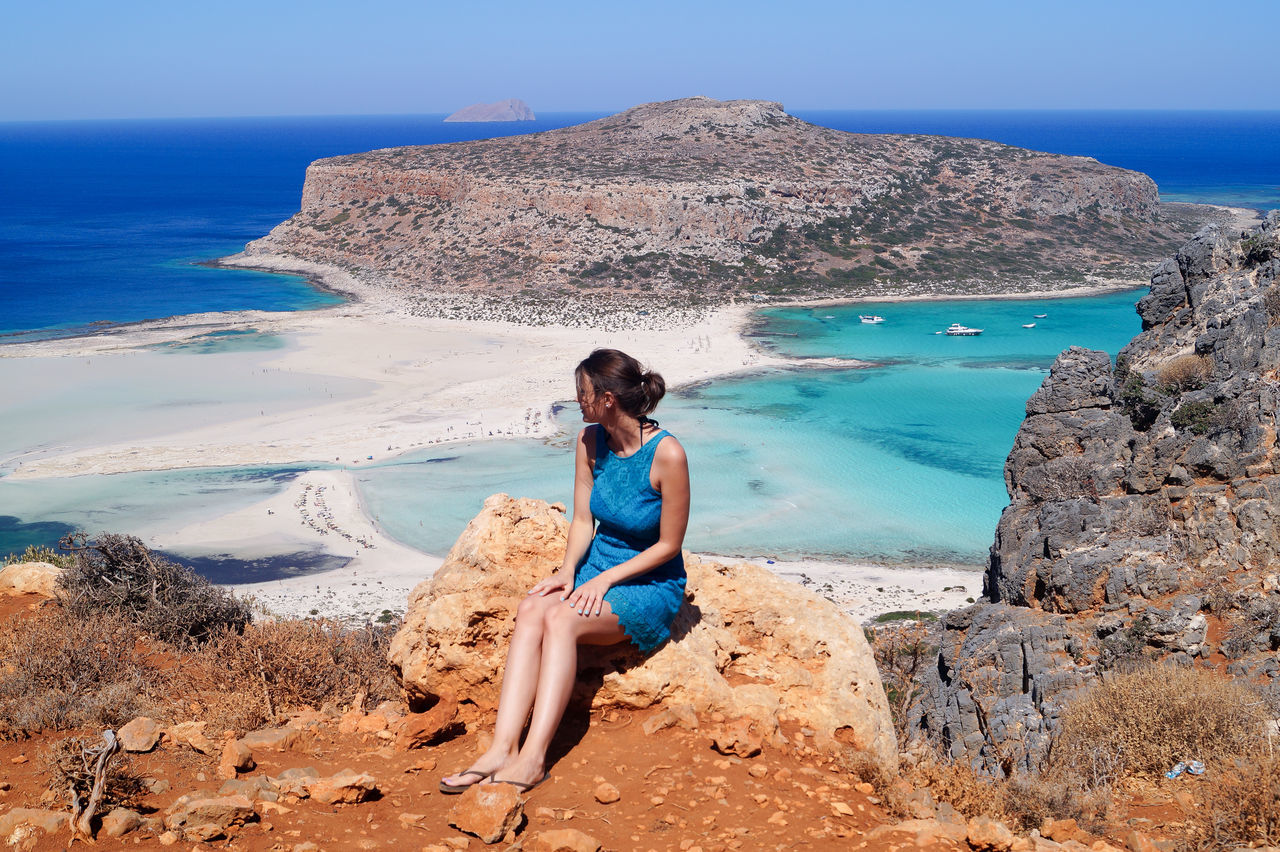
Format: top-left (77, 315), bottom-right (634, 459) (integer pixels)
top-left (482, 756), bottom-right (547, 790)
top-left (439, 748), bottom-right (515, 793)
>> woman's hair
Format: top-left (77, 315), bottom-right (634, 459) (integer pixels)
top-left (575, 349), bottom-right (666, 420)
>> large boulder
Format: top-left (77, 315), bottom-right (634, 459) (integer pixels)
top-left (0, 561), bottom-right (62, 597)
top-left (913, 212), bottom-right (1280, 773)
top-left (389, 494), bottom-right (897, 773)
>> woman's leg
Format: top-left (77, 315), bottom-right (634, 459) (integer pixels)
top-left (487, 600), bottom-right (626, 786)
top-left (440, 592), bottom-right (562, 788)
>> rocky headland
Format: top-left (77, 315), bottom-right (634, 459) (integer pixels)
top-left (910, 212), bottom-right (1280, 773)
top-left (230, 97), bottom-right (1229, 325)
top-left (444, 98), bottom-right (536, 122)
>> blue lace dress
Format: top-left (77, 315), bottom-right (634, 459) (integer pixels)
top-left (573, 424), bottom-right (687, 652)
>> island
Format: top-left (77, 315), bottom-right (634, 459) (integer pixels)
top-left (443, 97), bottom-right (535, 122)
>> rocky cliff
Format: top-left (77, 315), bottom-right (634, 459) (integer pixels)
top-left (910, 212), bottom-right (1280, 773)
top-left (238, 97), bottom-right (1212, 319)
top-left (387, 494), bottom-right (899, 774)
top-left (444, 98), bottom-right (535, 122)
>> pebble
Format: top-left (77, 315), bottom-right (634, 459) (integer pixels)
top-left (748, 766), bottom-right (768, 779)
top-left (594, 782), bottom-right (621, 804)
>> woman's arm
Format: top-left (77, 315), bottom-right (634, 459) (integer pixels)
top-left (565, 436), bottom-right (690, 616)
top-left (529, 427), bottom-right (597, 597)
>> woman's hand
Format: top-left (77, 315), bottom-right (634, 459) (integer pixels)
top-left (565, 575), bottom-right (612, 617)
top-left (528, 570), bottom-right (571, 598)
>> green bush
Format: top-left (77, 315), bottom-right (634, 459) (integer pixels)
top-left (1171, 400), bottom-right (1216, 435)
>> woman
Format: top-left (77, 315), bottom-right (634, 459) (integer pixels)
top-left (440, 348), bottom-right (690, 793)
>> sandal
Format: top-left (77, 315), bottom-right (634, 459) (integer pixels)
top-left (439, 768), bottom-right (492, 794)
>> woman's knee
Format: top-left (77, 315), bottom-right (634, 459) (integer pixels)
top-left (543, 600), bottom-right (586, 638)
top-left (515, 593), bottom-right (559, 631)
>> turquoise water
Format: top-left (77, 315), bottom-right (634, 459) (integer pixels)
top-left (351, 290), bottom-right (1143, 565)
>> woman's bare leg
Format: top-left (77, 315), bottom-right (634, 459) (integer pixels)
top-left (487, 600), bottom-right (626, 786)
top-left (440, 593), bottom-right (562, 788)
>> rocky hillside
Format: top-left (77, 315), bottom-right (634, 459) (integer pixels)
top-left (237, 97), bottom-right (1214, 318)
top-left (910, 212), bottom-right (1280, 773)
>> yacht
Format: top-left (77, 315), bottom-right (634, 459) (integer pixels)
top-left (1022, 322), bottom-right (1036, 328)
top-left (1033, 313), bottom-right (1047, 319)
top-left (944, 323), bottom-right (983, 336)
top-left (859, 314), bottom-right (885, 324)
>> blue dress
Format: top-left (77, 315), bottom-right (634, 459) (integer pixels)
top-left (574, 424), bottom-right (687, 652)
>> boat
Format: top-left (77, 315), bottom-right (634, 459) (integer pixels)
top-left (859, 314), bottom-right (885, 324)
top-left (944, 323), bottom-right (983, 336)
top-left (1022, 322), bottom-right (1036, 328)
top-left (1033, 313), bottom-right (1047, 319)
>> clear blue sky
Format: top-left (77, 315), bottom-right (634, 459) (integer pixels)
top-left (4, 0), bottom-right (1277, 120)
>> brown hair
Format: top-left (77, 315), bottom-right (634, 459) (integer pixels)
top-left (575, 349), bottom-right (666, 422)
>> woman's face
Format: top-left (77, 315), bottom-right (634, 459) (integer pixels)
top-left (576, 376), bottom-right (606, 423)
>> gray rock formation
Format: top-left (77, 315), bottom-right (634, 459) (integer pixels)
top-left (911, 211), bottom-right (1280, 773)
top-left (444, 98), bottom-right (535, 122)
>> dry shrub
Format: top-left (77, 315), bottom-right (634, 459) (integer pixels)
top-left (0, 607), bottom-right (165, 736)
top-left (39, 734), bottom-right (145, 812)
top-left (1265, 286), bottom-right (1280, 328)
top-left (1051, 662), bottom-right (1269, 783)
top-left (895, 749), bottom-right (1004, 820)
top-left (186, 619), bottom-right (400, 732)
top-left (868, 619), bottom-right (936, 741)
top-left (59, 533), bottom-right (251, 646)
top-left (1185, 753), bottom-right (1280, 850)
top-left (1156, 353), bottom-right (1213, 393)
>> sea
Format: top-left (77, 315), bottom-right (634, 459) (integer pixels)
top-left (1, 110), bottom-right (1277, 570)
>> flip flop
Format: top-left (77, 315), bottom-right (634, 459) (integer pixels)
top-left (486, 773), bottom-right (549, 793)
top-left (439, 768), bottom-right (492, 794)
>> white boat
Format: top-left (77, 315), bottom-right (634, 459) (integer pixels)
top-left (859, 314), bottom-right (885, 324)
top-left (1022, 322), bottom-right (1036, 328)
top-left (1033, 314), bottom-right (1047, 319)
top-left (944, 323), bottom-right (983, 336)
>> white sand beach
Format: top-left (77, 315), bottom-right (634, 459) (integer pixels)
top-left (1, 260), bottom-right (999, 623)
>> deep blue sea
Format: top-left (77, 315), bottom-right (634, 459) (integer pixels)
top-left (1, 110), bottom-right (1276, 566)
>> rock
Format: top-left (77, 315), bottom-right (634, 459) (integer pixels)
top-left (912, 213), bottom-right (1280, 771)
top-left (218, 738), bottom-right (255, 779)
top-left (389, 494), bottom-right (898, 774)
top-left (0, 561), bottom-right (62, 596)
top-left (157, 830), bottom-right (179, 845)
top-left (641, 703), bottom-right (699, 735)
top-left (0, 808), bottom-right (66, 838)
top-left (529, 828), bottom-right (602, 852)
top-left (272, 766), bottom-right (321, 800)
top-left (968, 815), bottom-right (1016, 851)
top-left (305, 769), bottom-right (378, 805)
top-left (100, 808), bottom-right (143, 838)
top-left (218, 776), bottom-right (279, 801)
top-left (394, 694), bottom-right (459, 749)
top-left (1123, 829), bottom-right (1177, 852)
top-left (1042, 818), bottom-right (1082, 842)
top-left (710, 718), bottom-right (763, 758)
top-left (241, 725), bottom-right (303, 753)
top-left (166, 720), bottom-right (216, 755)
top-left (163, 793), bottom-right (255, 841)
top-left (593, 782), bottom-right (620, 804)
top-left (119, 716), bottom-right (163, 752)
top-left (447, 784), bottom-right (525, 844)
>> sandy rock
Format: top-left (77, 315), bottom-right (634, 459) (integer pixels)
top-left (969, 815), bottom-right (1017, 852)
top-left (354, 713), bottom-right (388, 734)
top-left (305, 769), bottom-right (378, 805)
top-left (1122, 830), bottom-right (1178, 852)
top-left (0, 561), bottom-right (62, 596)
top-left (593, 782), bottom-right (620, 804)
top-left (710, 718), bottom-right (763, 757)
top-left (272, 766), bottom-right (321, 801)
top-left (166, 720), bottom-right (216, 755)
top-left (862, 818), bottom-right (969, 846)
top-left (100, 807), bottom-right (143, 838)
top-left (395, 695), bottom-right (459, 750)
top-left (0, 808), bottom-right (67, 838)
top-left (119, 716), bottom-right (163, 752)
top-left (1042, 818), bottom-right (1083, 843)
top-left (218, 776), bottom-right (279, 801)
top-left (158, 830), bottom-right (179, 845)
top-left (163, 793), bottom-right (255, 840)
top-left (389, 494), bottom-right (897, 773)
top-left (218, 738), bottom-right (256, 779)
top-left (447, 783), bottom-right (525, 844)
top-left (641, 703), bottom-right (698, 735)
top-left (241, 725), bottom-right (303, 753)
top-left (529, 828), bottom-right (602, 852)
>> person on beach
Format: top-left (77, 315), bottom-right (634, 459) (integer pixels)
top-left (440, 348), bottom-right (690, 794)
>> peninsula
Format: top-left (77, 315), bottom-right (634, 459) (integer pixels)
top-left (227, 97), bottom-right (1223, 325)
top-left (443, 97), bottom-right (535, 122)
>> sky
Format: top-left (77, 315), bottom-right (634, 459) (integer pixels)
top-left (3, 0), bottom-right (1278, 121)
